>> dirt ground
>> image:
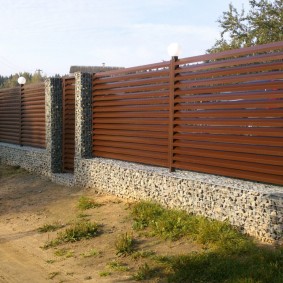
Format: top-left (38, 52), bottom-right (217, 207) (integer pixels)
top-left (0, 164), bottom-right (200, 283)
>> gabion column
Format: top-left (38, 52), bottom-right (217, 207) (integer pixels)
top-left (45, 78), bottom-right (63, 173)
top-left (74, 72), bottom-right (93, 160)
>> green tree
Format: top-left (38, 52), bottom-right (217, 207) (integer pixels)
top-left (0, 72), bottom-right (46, 89)
top-left (208, 0), bottom-right (283, 53)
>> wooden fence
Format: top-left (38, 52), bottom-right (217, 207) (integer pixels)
top-left (0, 82), bottom-right (46, 148)
top-left (92, 41), bottom-right (283, 185)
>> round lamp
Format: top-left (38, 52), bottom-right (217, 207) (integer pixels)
top-left (167, 43), bottom-right (181, 58)
top-left (17, 76), bottom-right (26, 85)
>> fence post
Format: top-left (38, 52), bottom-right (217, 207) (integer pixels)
top-left (45, 78), bottom-right (63, 173)
top-left (168, 56), bottom-right (178, 172)
top-left (19, 85), bottom-right (22, 146)
top-left (74, 72), bottom-right (93, 161)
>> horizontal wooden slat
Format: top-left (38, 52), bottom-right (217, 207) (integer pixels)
top-left (93, 150), bottom-right (167, 167)
top-left (173, 161), bottom-right (283, 185)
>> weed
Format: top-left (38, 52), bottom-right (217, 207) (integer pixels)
top-left (78, 196), bottom-right (102, 210)
top-left (77, 213), bottom-right (90, 219)
top-left (43, 221), bottom-right (100, 248)
top-left (115, 232), bottom-right (135, 256)
top-left (81, 248), bottom-right (99, 258)
top-left (107, 260), bottom-right (129, 272)
top-left (132, 263), bottom-right (156, 281)
top-left (132, 201), bottom-right (163, 230)
top-left (131, 250), bottom-right (155, 259)
top-left (99, 271), bottom-right (111, 277)
top-left (48, 271), bottom-right (60, 279)
top-left (1, 165), bottom-right (27, 177)
top-left (37, 222), bottom-right (65, 233)
top-left (46, 259), bottom-right (55, 264)
top-left (54, 248), bottom-right (74, 258)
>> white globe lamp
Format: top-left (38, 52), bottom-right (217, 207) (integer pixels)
top-left (17, 76), bottom-right (26, 85)
top-left (167, 43), bottom-right (181, 58)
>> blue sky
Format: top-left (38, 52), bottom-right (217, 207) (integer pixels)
top-left (0, 0), bottom-right (250, 76)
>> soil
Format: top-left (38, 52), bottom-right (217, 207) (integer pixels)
top-left (0, 164), bottom-right (201, 283)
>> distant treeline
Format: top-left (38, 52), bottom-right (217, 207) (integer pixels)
top-left (0, 72), bottom-right (61, 89)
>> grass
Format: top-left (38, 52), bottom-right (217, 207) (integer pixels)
top-left (131, 201), bottom-right (283, 283)
top-left (115, 232), bottom-right (135, 256)
top-left (54, 248), bottom-right (74, 258)
top-left (99, 271), bottom-right (111, 277)
top-left (77, 196), bottom-right (102, 210)
top-left (132, 263), bottom-right (157, 281)
top-left (37, 222), bottom-right (65, 233)
top-left (131, 250), bottom-right (155, 260)
top-left (107, 260), bottom-right (129, 272)
top-left (43, 221), bottom-right (100, 248)
top-left (80, 248), bottom-right (99, 258)
top-left (1, 165), bottom-right (27, 177)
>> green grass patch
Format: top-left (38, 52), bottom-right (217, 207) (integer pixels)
top-left (131, 250), bottom-right (155, 260)
top-left (37, 222), bottom-right (65, 233)
top-left (80, 248), bottom-right (99, 258)
top-left (78, 196), bottom-right (102, 210)
top-left (115, 232), bottom-right (135, 256)
top-left (132, 263), bottom-right (157, 281)
top-left (54, 248), bottom-right (74, 258)
top-left (99, 271), bottom-right (111, 277)
top-left (1, 165), bottom-right (27, 177)
top-left (131, 201), bottom-right (283, 283)
top-left (43, 221), bottom-right (100, 248)
top-left (107, 260), bottom-right (129, 272)
top-left (155, 247), bottom-right (283, 283)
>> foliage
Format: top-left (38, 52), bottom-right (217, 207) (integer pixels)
top-left (77, 196), bottom-right (102, 210)
top-left (115, 232), bottom-right (135, 256)
top-left (156, 247), bottom-right (283, 283)
top-left (43, 221), bottom-right (100, 248)
top-left (132, 263), bottom-right (157, 281)
top-left (37, 222), bottom-right (65, 233)
top-left (0, 71), bottom-right (46, 89)
top-left (208, 0), bottom-right (283, 53)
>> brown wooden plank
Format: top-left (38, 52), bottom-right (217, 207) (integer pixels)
top-left (93, 105), bottom-right (169, 112)
top-left (93, 134), bottom-right (168, 146)
top-left (174, 118), bottom-right (283, 127)
top-left (93, 129), bottom-right (168, 138)
top-left (93, 111), bottom-right (168, 118)
top-left (93, 140), bottom-right (168, 152)
top-left (175, 81), bottom-right (283, 96)
top-left (93, 150), bottom-right (167, 167)
top-left (174, 100), bottom-right (283, 111)
top-left (93, 123), bottom-right (168, 132)
top-left (177, 52), bottom-right (283, 74)
top-left (175, 109), bottom-right (283, 119)
top-left (177, 41), bottom-right (283, 66)
top-left (93, 84), bottom-right (169, 96)
top-left (173, 147), bottom-right (283, 166)
top-left (174, 125), bottom-right (283, 137)
top-left (174, 89), bottom-right (283, 104)
top-left (93, 118), bottom-right (168, 125)
top-left (173, 160), bottom-right (283, 185)
top-left (174, 140), bottom-right (283, 156)
top-left (94, 97), bottom-right (169, 107)
top-left (173, 133), bottom-right (283, 147)
top-left (176, 61), bottom-right (283, 82)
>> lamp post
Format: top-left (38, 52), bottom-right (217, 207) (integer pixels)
top-left (17, 76), bottom-right (26, 146)
top-left (167, 43), bottom-right (181, 172)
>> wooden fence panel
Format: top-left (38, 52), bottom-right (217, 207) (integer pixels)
top-left (92, 62), bottom-right (170, 167)
top-left (0, 87), bottom-right (20, 144)
top-left (171, 41), bottom-right (283, 185)
top-left (21, 83), bottom-right (45, 148)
